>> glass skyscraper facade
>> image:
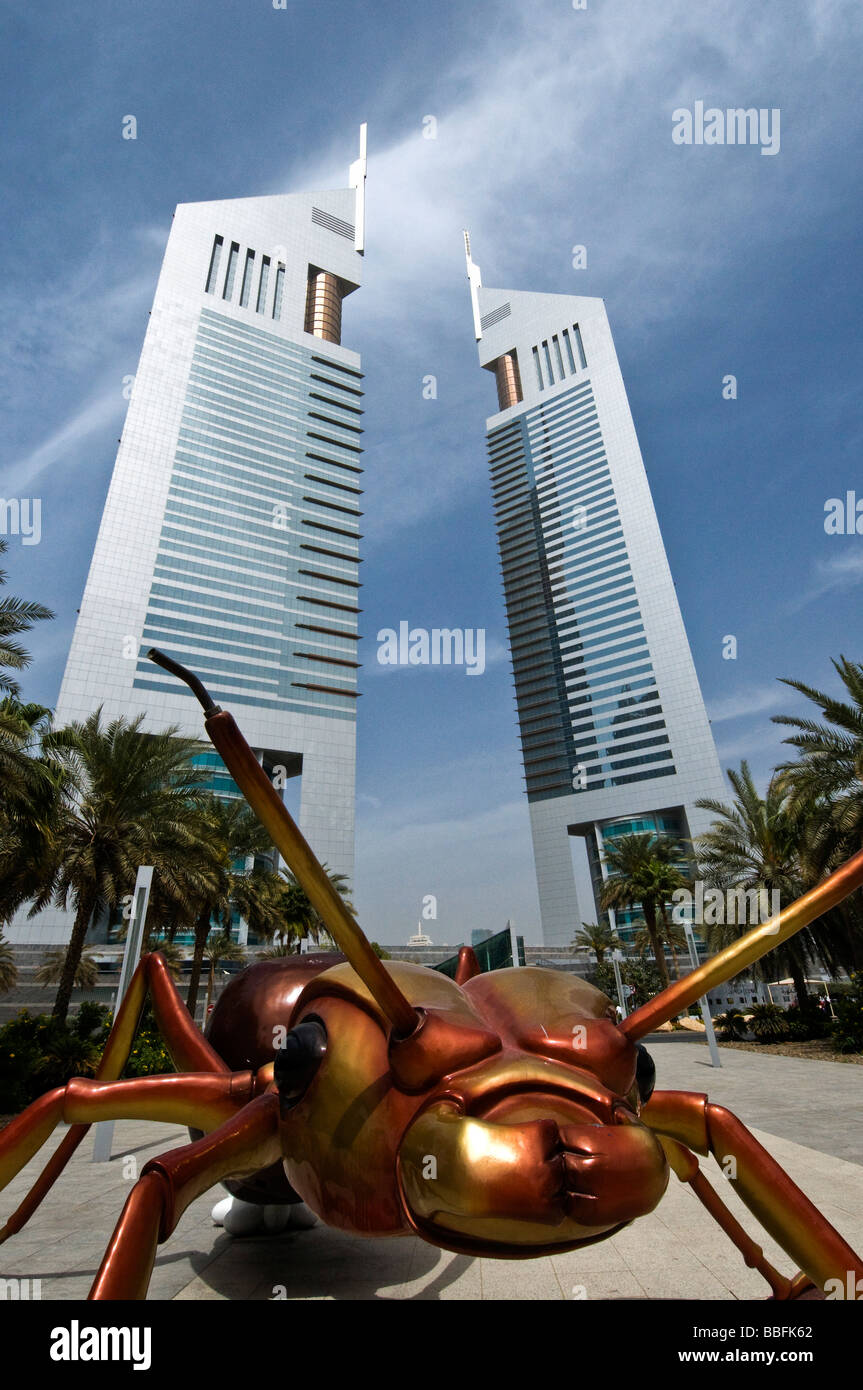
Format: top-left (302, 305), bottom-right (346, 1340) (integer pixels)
top-left (466, 239), bottom-right (727, 947)
top-left (9, 134), bottom-right (368, 946)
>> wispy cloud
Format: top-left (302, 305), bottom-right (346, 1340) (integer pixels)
top-left (707, 684), bottom-right (785, 723)
top-left (284, 0), bottom-right (861, 538)
top-left (792, 551), bottom-right (863, 610)
top-left (10, 386), bottom-right (124, 492)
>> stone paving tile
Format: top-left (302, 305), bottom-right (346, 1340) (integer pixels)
top-left (478, 1256), bottom-right (566, 1301)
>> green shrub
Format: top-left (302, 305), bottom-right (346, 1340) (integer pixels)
top-left (589, 959), bottom-right (664, 1011)
top-left (0, 1001), bottom-right (175, 1115)
top-left (830, 972), bottom-right (863, 1055)
top-left (748, 1003), bottom-right (788, 1042)
top-left (783, 1004), bottom-right (830, 1042)
top-left (714, 1009), bottom-right (747, 1041)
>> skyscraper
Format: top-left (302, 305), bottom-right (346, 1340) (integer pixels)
top-left (465, 236), bottom-right (727, 948)
top-left (28, 131), bottom-right (369, 945)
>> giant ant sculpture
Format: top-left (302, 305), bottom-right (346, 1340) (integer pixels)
top-left (1, 649), bottom-right (861, 1299)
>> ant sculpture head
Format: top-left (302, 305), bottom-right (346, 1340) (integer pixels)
top-left (149, 647), bottom-right (863, 1256)
top-left (277, 954), bottom-right (668, 1254)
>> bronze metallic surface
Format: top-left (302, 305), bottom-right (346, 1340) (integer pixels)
top-left (304, 269), bottom-right (343, 342)
top-left (494, 352), bottom-right (523, 410)
top-left (3, 660), bottom-right (863, 1300)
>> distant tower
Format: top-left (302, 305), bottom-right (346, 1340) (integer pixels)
top-left (465, 235), bottom-right (726, 948)
top-left (13, 132), bottom-right (369, 948)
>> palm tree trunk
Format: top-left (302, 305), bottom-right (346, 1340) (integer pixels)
top-left (186, 908), bottom-right (210, 1019)
top-left (789, 959), bottom-right (810, 1011)
top-left (658, 905), bottom-right (680, 979)
top-left (643, 902), bottom-right (671, 990)
top-left (52, 890), bottom-right (97, 1025)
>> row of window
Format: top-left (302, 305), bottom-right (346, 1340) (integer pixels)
top-left (205, 235), bottom-right (286, 322)
top-left (531, 324), bottom-right (586, 392)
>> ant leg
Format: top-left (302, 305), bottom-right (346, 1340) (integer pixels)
top-left (89, 1092), bottom-right (281, 1299)
top-left (0, 952), bottom-right (227, 1240)
top-left (644, 1089), bottom-right (863, 1294)
top-left (0, 1070), bottom-right (258, 1238)
top-left (656, 1132), bottom-right (795, 1298)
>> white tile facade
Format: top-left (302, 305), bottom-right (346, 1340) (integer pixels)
top-left (10, 181), bottom-right (364, 943)
top-left (476, 285), bottom-right (726, 947)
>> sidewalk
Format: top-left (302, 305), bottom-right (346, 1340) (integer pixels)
top-left (1, 1039), bottom-right (861, 1300)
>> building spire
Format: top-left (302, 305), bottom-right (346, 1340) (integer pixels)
top-left (350, 123), bottom-right (368, 255)
top-left (464, 229), bottom-right (482, 341)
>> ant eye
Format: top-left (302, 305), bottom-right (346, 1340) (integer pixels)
top-left (274, 1018), bottom-right (327, 1113)
top-left (635, 1043), bottom-right (656, 1104)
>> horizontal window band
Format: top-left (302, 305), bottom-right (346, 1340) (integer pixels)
top-left (305, 430), bottom-right (363, 454)
top-left (303, 472), bottom-right (362, 495)
top-left (293, 651), bottom-right (361, 669)
top-left (570, 706), bottom-right (664, 737)
top-left (303, 495), bottom-right (362, 517)
top-left (309, 372), bottom-right (364, 398)
top-left (302, 519), bottom-right (362, 540)
top-left (297, 622), bottom-right (360, 641)
top-left (607, 765), bottom-right (677, 789)
top-left (300, 543), bottom-right (360, 563)
top-left (306, 410), bottom-right (364, 436)
top-left (297, 568), bottom-right (361, 589)
top-left (291, 682), bottom-right (360, 698)
top-left (297, 594), bottom-right (361, 614)
top-left (305, 450), bottom-right (363, 475)
top-left (308, 391), bottom-right (364, 416)
top-left (310, 354), bottom-right (364, 379)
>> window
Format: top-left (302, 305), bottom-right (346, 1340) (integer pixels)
top-left (239, 249), bottom-right (255, 307)
top-left (542, 340), bottom-right (554, 384)
top-left (256, 256), bottom-right (271, 314)
top-left (572, 323), bottom-right (587, 370)
top-left (561, 328), bottom-right (577, 374)
top-left (222, 242), bottom-right (240, 300)
top-left (272, 263), bottom-right (285, 321)
top-left (532, 345), bottom-right (544, 390)
top-left (205, 235), bottom-right (224, 294)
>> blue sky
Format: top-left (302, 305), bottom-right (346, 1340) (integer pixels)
top-left (2, 0), bottom-right (862, 944)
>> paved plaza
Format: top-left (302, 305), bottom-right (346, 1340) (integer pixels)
top-left (2, 1040), bottom-right (861, 1300)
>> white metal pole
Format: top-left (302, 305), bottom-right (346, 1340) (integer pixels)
top-left (611, 949), bottom-right (628, 1019)
top-left (92, 866), bottom-right (154, 1162)
top-left (684, 923), bottom-right (721, 1068)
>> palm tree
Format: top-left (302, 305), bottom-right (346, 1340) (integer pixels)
top-left (573, 921), bottom-right (621, 967)
top-left (0, 699), bottom-right (53, 819)
top-left (695, 762), bottom-right (821, 1008)
top-left (773, 656), bottom-right (863, 871)
top-left (0, 537), bottom-right (54, 699)
top-left (631, 916), bottom-right (689, 978)
top-left (259, 942), bottom-right (301, 959)
top-left (0, 931), bottom-right (17, 994)
top-left (599, 833), bottom-right (689, 989)
top-left (202, 931), bottom-right (247, 1016)
top-left (35, 948), bottom-right (99, 991)
top-left (182, 796), bottom-right (276, 1017)
top-left (270, 864), bottom-right (354, 951)
top-left (17, 709), bottom-right (210, 1024)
